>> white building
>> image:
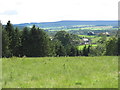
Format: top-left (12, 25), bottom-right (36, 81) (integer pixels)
top-left (82, 38), bottom-right (89, 44)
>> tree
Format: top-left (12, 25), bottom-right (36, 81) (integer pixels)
top-left (89, 44), bottom-right (106, 56)
top-left (117, 30), bottom-right (120, 55)
top-left (54, 31), bottom-right (73, 46)
top-left (56, 44), bottom-right (66, 56)
top-left (49, 40), bottom-right (57, 57)
top-left (97, 36), bottom-right (107, 44)
top-left (12, 27), bottom-right (21, 56)
top-left (54, 31), bottom-right (79, 56)
top-left (27, 25), bottom-right (51, 57)
top-left (82, 45), bottom-right (88, 56)
top-left (87, 45), bottom-right (91, 54)
top-left (5, 21), bottom-right (15, 56)
top-left (2, 27), bottom-right (11, 57)
top-left (28, 25), bottom-right (41, 57)
top-left (21, 27), bottom-right (30, 56)
top-left (118, 37), bottom-right (120, 55)
top-left (65, 45), bottom-right (72, 56)
top-left (38, 28), bottom-right (51, 57)
top-left (69, 46), bottom-right (77, 56)
top-left (106, 37), bottom-right (118, 56)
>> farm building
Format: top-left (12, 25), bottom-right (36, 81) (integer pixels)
top-left (82, 38), bottom-right (90, 45)
top-left (102, 32), bottom-right (110, 36)
top-left (87, 31), bottom-right (95, 35)
top-left (98, 32), bottom-right (110, 36)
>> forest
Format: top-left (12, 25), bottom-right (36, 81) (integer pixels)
top-left (1, 21), bottom-right (120, 57)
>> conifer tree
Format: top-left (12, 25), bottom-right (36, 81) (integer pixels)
top-left (12, 27), bottom-right (21, 56)
top-left (5, 21), bottom-right (15, 56)
top-left (21, 27), bottom-right (30, 56)
top-left (2, 27), bottom-right (11, 57)
top-left (27, 25), bottom-right (51, 57)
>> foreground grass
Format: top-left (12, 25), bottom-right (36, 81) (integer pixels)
top-left (2, 56), bottom-right (118, 88)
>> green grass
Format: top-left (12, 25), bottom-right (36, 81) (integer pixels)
top-left (77, 44), bottom-right (97, 50)
top-left (91, 36), bottom-right (111, 43)
top-left (2, 56), bottom-right (118, 88)
top-left (78, 35), bottom-right (95, 38)
top-left (80, 26), bottom-right (116, 30)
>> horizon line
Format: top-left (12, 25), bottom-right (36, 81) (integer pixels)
top-left (14, 20), bottom-right (118, 25)
top-left (1, 20), bottom-right (118, 25)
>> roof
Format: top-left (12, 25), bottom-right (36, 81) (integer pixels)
top-left (83, 38), bottom-right (89, 41)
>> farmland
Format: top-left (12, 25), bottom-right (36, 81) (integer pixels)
top-left (77, 44), bottom-right (97, 50)
top-left (78, 35), bottom-right (95, 38)
top-left (14, 21), bottom-right (118, 36)
top-left (2, 56), bottom-right (118, 88)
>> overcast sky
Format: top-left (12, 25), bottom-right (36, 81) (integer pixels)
top-left (0, 0), bottom-right (119, 24)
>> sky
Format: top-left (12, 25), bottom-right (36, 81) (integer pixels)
top-left (0, 0), bottom-right (119, 24)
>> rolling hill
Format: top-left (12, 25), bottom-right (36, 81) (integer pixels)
top-left (14, 20), bottom-right (118, 29)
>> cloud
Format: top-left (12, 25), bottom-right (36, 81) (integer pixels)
top-left (0, 10), bottom-right (18, 15)
top-left (0, 0), bottom-right (119, 24)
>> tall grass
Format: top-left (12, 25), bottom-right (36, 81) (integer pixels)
top-left (2, 56), bottom-right (118, 88)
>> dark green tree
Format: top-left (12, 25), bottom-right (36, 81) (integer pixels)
top-left (21, 27), bottom-right (30, 56)
top-left (54, 31), bottom-right (73, 46)
top-left (106, 37), bottom-right (118, 56)
top-left (28, 25), bottom-right (40, 57)
top-left (5, 21), bottom-right (15, 56)
top-left (28, 25), bottom-right (51, 57)
top-left (56, 45), bottom-right (66, 56)
top-left (117, 30), bottom-right (120, 55)
top-left (12, 27), bottom-right (21, 56)
top-left (2, 27), bottom-right (11, 57)
top-left (37, 28), bottom-right (51, 57)
top-left (82, 45), bottom-right (88, 56)
top-left (69, 46), bottom-right (77, 56)
top-left (54, 40), bottom-right (66, 56)
top-left (49, 40), bottom-right (57, 56)
top-left (65, 45), bottom-right (72, 56)
top-left (118, 37), bottom-right (120, 55)
top-left (87, 45), bottom-right (91, 54)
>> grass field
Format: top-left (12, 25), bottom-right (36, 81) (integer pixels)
top-left (78, 35), bottom-right (95, 38)
top-left (77, 44), bottom-right (97, 50)
top-left (2, 56), bottom-right (118, 88)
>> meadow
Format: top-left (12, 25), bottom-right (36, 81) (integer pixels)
top-left (78, 35), bottom-right (95, 38)
top-left (2, 56), bottom-right (118, 88)
top-left (77, 44), bottom-right (97, 50)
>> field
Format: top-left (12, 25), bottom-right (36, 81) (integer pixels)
top-left (78, 35), bottom-right (95, 38)
top-left (77, 44), bottom-right (97, 50)
top-left (2, 56), bottom-right (118, 88)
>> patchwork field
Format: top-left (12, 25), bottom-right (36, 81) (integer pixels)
top-left (2, 56), bottom-right (118, 88)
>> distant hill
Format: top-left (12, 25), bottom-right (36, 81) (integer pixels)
top-left (14, 20), bottom-right (118, 29)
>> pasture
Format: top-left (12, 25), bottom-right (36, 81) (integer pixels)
top-left (2, 56), bottom-right (118, 88)
top-left (77, 44), bottom-right (97, 50)
top-left (78, 35), bottom-right (95, 38)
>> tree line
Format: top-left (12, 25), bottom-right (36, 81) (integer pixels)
top-left (1, 21), bottom-right (119, 57)
top-left (1, 21), bottom-right (85, 57)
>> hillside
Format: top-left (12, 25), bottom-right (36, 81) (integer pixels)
top-left (14, 20), bottom-right (118, 29)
